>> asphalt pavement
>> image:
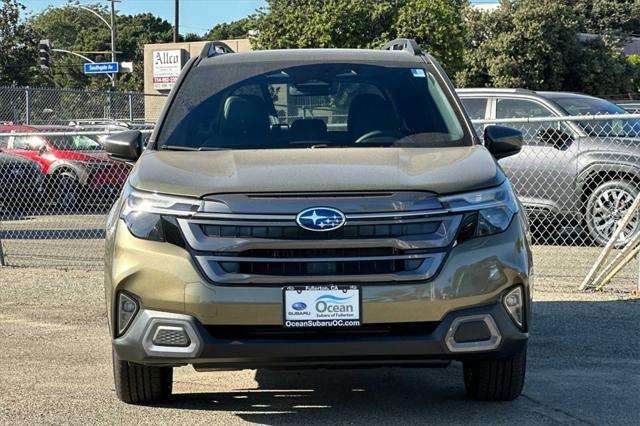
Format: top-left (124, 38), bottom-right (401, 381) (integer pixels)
top-left (0, 264), bottom-right (638, 425)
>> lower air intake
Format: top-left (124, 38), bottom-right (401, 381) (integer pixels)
top-left (152, 326), bottom-right (191, 347)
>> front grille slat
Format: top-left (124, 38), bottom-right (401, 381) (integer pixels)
top-left (203, 222), bottom-right (441, 240)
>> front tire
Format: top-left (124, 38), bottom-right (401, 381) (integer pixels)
top-left (53, 172), bottom-right (80, 212)
top-left (463, 348), bottom-right (526, 401)
top-left (112, 349), bottom-right (173, 404)
top-left (585, 180), bottom-right (639, 247)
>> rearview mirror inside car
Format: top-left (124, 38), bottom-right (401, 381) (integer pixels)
top-left (104, 130), bottom-right (143, 162)
top-left (484, 125), bottom-right (523, 160)
top-left (537, 128), bottom-right (573, 150)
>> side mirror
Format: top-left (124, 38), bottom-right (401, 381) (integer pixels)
top-left (104, 130), bottom-right (143, 162)
top-left (537, 128), bottom-right (573, 150)
top-left (484, 125), bottom-right (523, 160)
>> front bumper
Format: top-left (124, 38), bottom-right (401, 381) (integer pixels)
top-left (107, 210), bottom-right (533, 367)
top-left (113, 301), bottom-right (527, 368)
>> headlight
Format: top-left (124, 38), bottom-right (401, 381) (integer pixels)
top-left (440, 180), bottom-right (519, 241)
top-left (120, 183), bottom-right (202, 241)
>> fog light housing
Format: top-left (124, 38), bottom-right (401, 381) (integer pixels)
top-left (117, 292), bottom-right (139, 336)
top-left (503, 286), bottom-right (524, 328)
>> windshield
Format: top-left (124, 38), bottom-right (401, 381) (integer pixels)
top-left (158, 63), bottom-right (469, 150)
top-left (48, 135), bottom-right (102, 151)
top-left (553, 96), bottom-right (640, 138)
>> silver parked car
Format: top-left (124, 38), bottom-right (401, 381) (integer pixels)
top-left (458, 88), bottom-right (640, 246)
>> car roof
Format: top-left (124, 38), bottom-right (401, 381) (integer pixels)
top-left (456, 88), bottom-right (603, 102)
top-left (535, 91), bottom-right (601, 101)
top-left (197, 48), bottom-right (426, 67)
top-left (456, 88), bottom-right (535, 95)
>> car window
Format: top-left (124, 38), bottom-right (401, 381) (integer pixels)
top-left (496, 98), bottom-right (567, 143)
top-left (158, 63), bottom-right (471, 150)
top-left (0, 136), bottom-right (9, 149)
top-left (13, 136), bottom-right (44, 150)
top-left (552, 96), bottom-right (640, 137)
top-left (460, 98), bottom-right (488, 120)
top-left (47, 135), bottom-right (102, 151)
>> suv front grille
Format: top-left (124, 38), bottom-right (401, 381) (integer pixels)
top-left (176, 195), bottom-right (462, 285)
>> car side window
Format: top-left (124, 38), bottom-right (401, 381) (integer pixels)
top-left (460, 97), bottom-right (488, 138)
top-left (495, 98), bottom-right (568, 145)
top-left (461, 98), bottom-right (488, 120)
top-left (0, 136), bottom-right (9, 148)
top-left (13, 136), bottom-right (44, 151)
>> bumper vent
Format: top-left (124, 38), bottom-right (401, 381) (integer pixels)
top-left (152, 326), bottom-right (191, 347)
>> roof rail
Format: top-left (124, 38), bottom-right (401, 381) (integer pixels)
top-left (381, 38), bottom-right (423, 55)
top-left (199, 41), bottom-right (235, 60)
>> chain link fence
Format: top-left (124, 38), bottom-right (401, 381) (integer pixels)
top-left (0, 89), bottom-right (638, 290)
top-left (0, 86), bottom-right (165, 267)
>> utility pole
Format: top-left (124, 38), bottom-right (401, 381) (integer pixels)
top-left (110, 0), bottom-right (117, 88)
top-left (173, 0), bottom-right (179, 43)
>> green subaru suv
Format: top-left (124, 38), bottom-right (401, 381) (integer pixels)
top-left (104, 39), bottom-right (532, 403)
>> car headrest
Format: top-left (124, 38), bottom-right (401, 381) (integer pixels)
top-left (348, 94), bottom-right (398, 139)
top-left (221, 96), bottom-right (270, 139)
top-left (290, 119), bottom-right (327, 140)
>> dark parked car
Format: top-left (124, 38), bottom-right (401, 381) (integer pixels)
top-left (0, 150), bottom-right (41, 212)
top-left (457, 89), bottom-right (640, 246)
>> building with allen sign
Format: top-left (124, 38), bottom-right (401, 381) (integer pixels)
top-left (143, 39), bottom-right (252, 120)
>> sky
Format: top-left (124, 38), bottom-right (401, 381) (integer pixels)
top-left (20, 0), bottom-right (499, 36)
top-left (21, 0), bottom-right (267, 35)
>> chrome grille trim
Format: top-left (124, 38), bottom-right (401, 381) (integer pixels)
top-left (202, 253), bottom-right (433, 263)
top-left (191, 209), bottom-right (455, 221)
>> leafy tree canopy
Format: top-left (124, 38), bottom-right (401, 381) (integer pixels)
top-left (0, 0), bottom-right (44, 86)
top-left (204, 17), bottom-right (251, 40)
top-left (30, 4), bottom-right (174, 90)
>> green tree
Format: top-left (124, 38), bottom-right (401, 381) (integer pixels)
top-left (573, 0), bottom-right (640, 40)
top-left (394, 0), bottom-right (466, 74)
top-left (252, 0), bottom-right (398, 49)
top-left (30, 5), bottom-right (173, 91)
top-left (0, 0), bottom-right (43, 86)
top-left (458, 0), bottom-right (636, 95)
top-left (204, 17), bottom-right (251, 40)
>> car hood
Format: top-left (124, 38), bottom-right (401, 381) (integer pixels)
top-left (129, 146), bottom-right (503, 198)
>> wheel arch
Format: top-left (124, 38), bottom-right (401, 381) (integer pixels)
top-left (47, 160), bottom-right (90, 186)
top-left (578, 163), bottom-right (640, 214)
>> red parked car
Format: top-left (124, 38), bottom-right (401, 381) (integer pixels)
top-left (0, 125), bottom-right (129, 210)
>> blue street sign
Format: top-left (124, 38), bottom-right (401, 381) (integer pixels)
top-left (84, 62), bottom-right (119, 74)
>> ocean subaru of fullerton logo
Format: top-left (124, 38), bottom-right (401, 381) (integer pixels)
top-left (296, 207), bottom-right (346, 231)
top-left (315, 294), bottom-right (354, 313)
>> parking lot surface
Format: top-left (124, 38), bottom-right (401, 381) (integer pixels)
top-left (0, 251), bottom-right (638, 425)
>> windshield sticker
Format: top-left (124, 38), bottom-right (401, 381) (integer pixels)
top-left (411, 68), bottom-right (426, 78)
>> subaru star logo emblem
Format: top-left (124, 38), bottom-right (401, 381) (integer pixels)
top-left (292, 302), bottom-right (307, 311)
top-left (296, 207), bottom-right (346, 232)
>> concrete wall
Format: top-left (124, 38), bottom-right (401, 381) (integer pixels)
top-left (143, 39), bottom-right (252, 120)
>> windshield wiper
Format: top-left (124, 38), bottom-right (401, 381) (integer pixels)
top-left (160, 145), bottom-right (229, 151)
top-left (160, 145), bottom-right (199, 151)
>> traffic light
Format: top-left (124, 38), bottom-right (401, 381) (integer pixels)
top-left (39, 39), bottom-right (51, 69)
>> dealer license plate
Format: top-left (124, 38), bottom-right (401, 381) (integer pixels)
top-left (283, 285), bottom-right (361, 328)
